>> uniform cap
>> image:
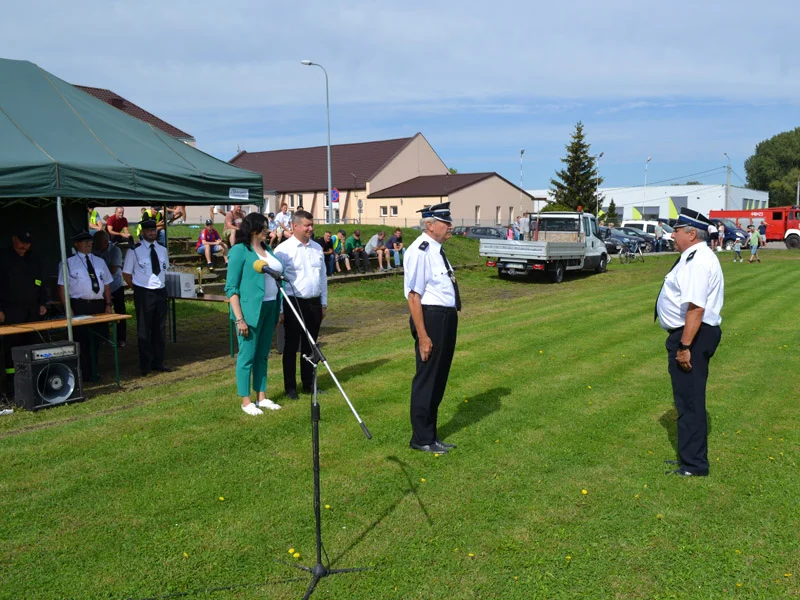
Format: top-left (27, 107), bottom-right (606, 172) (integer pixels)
top-left (73, 231), bottom-right (93, 242)
top-left (674, 207), bottom-right (711, 231)
top-left (417, 202), bottom-right (453, 224)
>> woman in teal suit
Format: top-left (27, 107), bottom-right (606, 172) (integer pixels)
top-left (225, 213), bottom-right (283, 415)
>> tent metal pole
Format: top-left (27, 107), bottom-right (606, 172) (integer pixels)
top-left (56, 196), bottom-right (74, 341)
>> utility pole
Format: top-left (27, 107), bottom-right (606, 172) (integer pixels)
top-left (519, 148), bottom-right (525, 216)
top-left (596, 151), bottom-right (604, 216)
top-left (724, 152), bottom-right (731, 210)
top-left (796, 176), bottom-right (799, 206)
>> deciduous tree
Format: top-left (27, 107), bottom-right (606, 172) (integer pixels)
top-left (744, 127), bottom-right (800, 206)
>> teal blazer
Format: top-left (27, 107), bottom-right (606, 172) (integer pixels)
top-left (224, 243), bottom-right (283, 327)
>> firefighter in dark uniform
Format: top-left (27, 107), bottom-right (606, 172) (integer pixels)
top-left (0, 229), bottom-right (47, 394)
top-left (122, 219), bottom-right (171, 376)
top-left (404, 202), bottom-right (461, 454)
top-left (656, 208), bottom-right (724, 477)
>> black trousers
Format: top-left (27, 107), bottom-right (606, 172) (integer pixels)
top-left (666, 324), bottom-right (722, 474)
top-left (349, 250), bottom-right (369, 273)
top-left (70, 298), bottom-right (106, 381)
top-left (409, 306), bottom-right (458, 446)
top-left (111, 287), bottom-right (127, 343)
top-left (133, 286), bottom-right (167, 373)
top-left (1, 303), bottom-right (42, 394)
top-left (282, 296), bottom-right (323, 393)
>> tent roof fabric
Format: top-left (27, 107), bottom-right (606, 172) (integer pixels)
top-left (229, 135), bottom-right (415, 193)
top-left (0, 58), bottom-right (262, 204)
top-left (74, 85), bottom-right (195, 142)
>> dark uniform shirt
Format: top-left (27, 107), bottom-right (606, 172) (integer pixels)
top-left (0, 248), bottom-right (46, 315)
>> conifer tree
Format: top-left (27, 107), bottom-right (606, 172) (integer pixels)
top-left (550, 122), bottom-right (602, 213)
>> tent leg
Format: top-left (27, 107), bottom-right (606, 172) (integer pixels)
top-left (56, 196), bottom-right (73, 342)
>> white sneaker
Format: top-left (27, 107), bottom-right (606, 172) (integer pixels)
top-left (258, 398), bottom-right (281, 410)
top-left (242, 403), bottom-right (263, 416)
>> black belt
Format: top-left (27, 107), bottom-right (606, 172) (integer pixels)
top-left (668, 323), bottom-right (719, 335)
top-left (422, 305), bottom-right (457, 313)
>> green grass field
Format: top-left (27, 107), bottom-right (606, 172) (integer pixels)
top-left (1, 248), bottom-right (798, 599)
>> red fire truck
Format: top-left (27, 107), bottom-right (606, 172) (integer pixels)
top-left (709, 206), bottom-right (800, 248)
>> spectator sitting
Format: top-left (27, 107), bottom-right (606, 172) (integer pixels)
top-left (346, 229), bottom-right (369, 273)
top-left (274, 202), bottom-right (293, 243)
top-left (88, 205), bottom-right (105, 235)
top-left (365, 230), bottom-right (392, 272)
top-left (385, 228), bottom-right (405, 268)
top-left (197, 219), bottom-right (228, 271)
top-left (166, 205), bottom-right (187, 224)
top-left (266, 212), bottom-right (280, 248)
top-left (333, 230), bottom-right (352, 274)
top-left (318, 231), bottom-right (336, 275)
top-left (223, 204), bottom-right (246, 247)
top-left (106, 206), bottom-right (133, 246)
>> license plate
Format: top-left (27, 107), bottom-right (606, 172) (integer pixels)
top-left (505, 263), bottom-right (525, 270)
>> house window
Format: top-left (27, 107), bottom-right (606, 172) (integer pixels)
top-left (380, 206), bottom-right (388, 217)
top-left (297, 194), bottom-right (303, 208)
top-left (474, 206), bottom-right (480, 224)
top-left (324, 192), bottom-right (330, 208)
top-left (495, 206), bottom-right (502, 225)
top-left (390, 206), bottom-right (398, 216)
top-left (289, 194), bottom-right (295, 208)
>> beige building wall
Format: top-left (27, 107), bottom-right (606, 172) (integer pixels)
top-left (367, 134), bottom-right (448, 197)
top-left (449, 176), bottom-right (537, 226)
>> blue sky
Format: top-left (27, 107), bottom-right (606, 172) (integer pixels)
top-left (3, 0), bottom-right (798, 190)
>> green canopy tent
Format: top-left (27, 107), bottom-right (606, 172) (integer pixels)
top-left (0, 57), bottom-right (263, 339)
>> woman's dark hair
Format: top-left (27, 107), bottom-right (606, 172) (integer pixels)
top-left (236, 212), bottom-right (269, 247)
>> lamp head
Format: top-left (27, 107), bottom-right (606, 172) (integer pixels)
top-left (646, 156), bottom-right (652, 163)
top-left (598, 151), bottom-right (604, 159)
top-left (301, 60), bottom-right (313, 66)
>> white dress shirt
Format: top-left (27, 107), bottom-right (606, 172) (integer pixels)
top-left (404, 232), bottom-right (457, 308)
top-left (58, 252), bottom-right (112, 300)
top-left (657, 242), bottom-right (724, 330)
top-left (274, 236), bottom-right (327, 306)
top-left (122, 242), bottom-right (169, 289)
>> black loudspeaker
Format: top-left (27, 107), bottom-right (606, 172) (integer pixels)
top-left (12, 341), bottom-right (84, 411)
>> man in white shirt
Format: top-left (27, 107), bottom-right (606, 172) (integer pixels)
top-left (656, 208), bottom-right (724, 477)
top-left (274, 210), bottom-right (327, 399)
top-left (404, 202), bottom-right (461, 454)
top-left (122, 219), bottom-right (171, 376)
top-left (58, 231), bottom-right (113, 380)
top-left (275, 203), bottom-right (293, 244)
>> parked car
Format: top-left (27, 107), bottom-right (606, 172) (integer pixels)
top-left (452, 226), bottom-right (472, 237)
top-left (617, 226), bottom-right (656, 252)
top-left (465, 226), bottom-right (506, 240)
top-left (708, 218), bottom-right (749, 249)
top-left (600, 226), bottom-right (639, 251)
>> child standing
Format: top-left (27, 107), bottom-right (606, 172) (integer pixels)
top-left (733, 239), bottom-right (742, 262)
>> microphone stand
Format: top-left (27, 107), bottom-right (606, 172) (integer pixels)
top-left (266, 269), bottom-right (372, 599)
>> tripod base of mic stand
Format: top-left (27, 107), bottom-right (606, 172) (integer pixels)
top-left (281, 560), bottom-right (371, 599)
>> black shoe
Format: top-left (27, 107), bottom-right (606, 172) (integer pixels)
top-left (152, 366), bottom-right (173, 373)
top-left (285, 390), bottom-right (299, 400)
top-left (666, 468), bottom-right (708, 477)
top-left (437, 439), bottom-right (457, 449)
top-left (410, 441), bottom-right (449, 454)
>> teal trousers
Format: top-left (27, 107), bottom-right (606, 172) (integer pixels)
top-left (235, 300), bottom-right (278, 397)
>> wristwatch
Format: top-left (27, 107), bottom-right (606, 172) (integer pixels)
top-left (678, 342), bottom-right (692, 351)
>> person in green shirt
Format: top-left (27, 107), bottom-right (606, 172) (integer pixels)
top-left (747, 225), bottom-right (761, 263)
top-left (345, 229), bottom-right (369, 273)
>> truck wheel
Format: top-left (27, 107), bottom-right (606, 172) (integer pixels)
top-left (724, 239), bottom-right (735, 251)
top-left (786, 234), bottom-right (800, 249)
top-left (549, 262), bottom-right (565, 283)
top-left (595, 255), bottom-right (608, 273)
top-left (498, 268), bottom-right (511, 279)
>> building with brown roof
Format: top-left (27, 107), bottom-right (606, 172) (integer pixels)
top-left (75, 85), bottom-right (196, 145)
top-left (230, 132), bottom-right (536, 227)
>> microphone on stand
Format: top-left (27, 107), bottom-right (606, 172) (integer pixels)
top-left (253, 259), bottom-right (284, 281)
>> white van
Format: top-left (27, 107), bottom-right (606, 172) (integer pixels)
top-left (622, 220), bottom-right (674, 248)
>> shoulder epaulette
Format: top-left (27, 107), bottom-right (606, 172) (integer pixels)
top-left (686, 250), bottom-right (696, 262)
top-left (419, 241), bottom-right (429, 251)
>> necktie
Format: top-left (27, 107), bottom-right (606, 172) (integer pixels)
top-left (150, 244), bottom-right (161, 276)
top-left (653, 255), bottom-right (682, 322)
top-left (440, 247), bottom-right (462, 311)
top-left (86, 255), bottom-right (100, 294)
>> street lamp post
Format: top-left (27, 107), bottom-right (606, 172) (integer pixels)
top-left (595, 151), bottom-right (604, 216)
top-left (644, 156), bottom-right (652, 204)
top-left (519, 148), bottom-right (525, 216)
top-left (301, 60), bottom-right (333, 224)
top-left (724, 152), bottom-right (731, 210)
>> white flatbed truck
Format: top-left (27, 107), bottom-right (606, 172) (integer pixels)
top-left (479, 211), bottom-right (608, 283)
